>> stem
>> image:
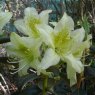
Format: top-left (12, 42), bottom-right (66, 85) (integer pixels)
top-left (43, 75), bottom-right (48, 95)
top-left (0, 37), bottom-right (10, 44)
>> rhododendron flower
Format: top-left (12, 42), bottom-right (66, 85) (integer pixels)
top-left (6, 32), bottom-right (41, 75)
top-left (6, 8), bottom-right (91, 86)
top-left (36, 13), bottom-right (91, 86)
top-left (14, 7), bottom-right (52, 38)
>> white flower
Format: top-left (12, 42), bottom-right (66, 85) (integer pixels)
top-left (14, 7), bottom-right (52, 38)
top-left (6, 32), bottom-right (41, 76)
top-left (6, 8), bottom-right (91, 86)
top-left (36, 13), bottom-right (91, 86)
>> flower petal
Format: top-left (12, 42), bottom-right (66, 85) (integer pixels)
top-left (38, 48), bottom-right (60, 70)
top-left (63, 54), bottom-right (84, 73)
top-left (36, 24), bottom-right (54, 48)
top-left (73, 34), bottom-right (92, 58)
top-left (7, 33), bottom-right (41, 76)
top-left (24, 17), bottom-right (40, 38)
top-left (0, 11), bottom-right (12, 30)
top-left (71, 27), bottom-right (85, 42)
top-left (53, 27), bottom-right (74, 55)
top-left (18, 61), bottom-right (29, 76)
top-left (54, 13), bottom-right (74, 33)
top-left (39, 10), bottom-right (52, 24)
top-left (24, 7), bottom-right (38, 19)
top-left (49, 22), bottom-right (57, 27)
top-left (67, 63), bottom-right (77, 86)
top-left (14, 19), bottom-right (28, 35)
top-left (10, 32), bottom-right (26, 48)
top-left (62, 54), bottom-right (84, 86)
top-left (8, 32), bottom-right (41, 61)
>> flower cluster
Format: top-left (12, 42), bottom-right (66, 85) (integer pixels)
top-left (6, 7), bottom-right (91, 86)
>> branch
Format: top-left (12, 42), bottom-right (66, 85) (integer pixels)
top-left (0, 37), bottom-right (10, 44)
